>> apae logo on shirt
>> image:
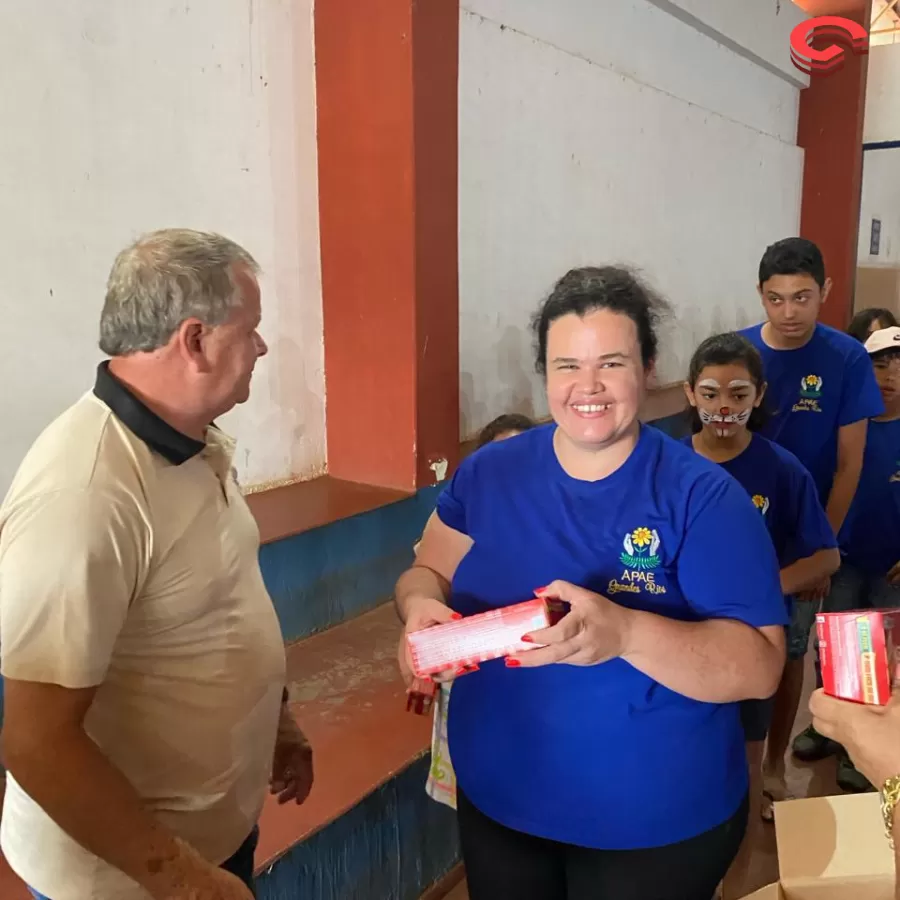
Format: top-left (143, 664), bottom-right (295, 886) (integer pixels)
top-left (752, 494), bottom-right (770, 516)
top-left (608, 527), bottom-right (667, 596)
top-left (792, 374), bottom-right (824, 413)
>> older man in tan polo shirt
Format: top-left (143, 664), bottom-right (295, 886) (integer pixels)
top-left (0, 229), bottom-right (313, 900)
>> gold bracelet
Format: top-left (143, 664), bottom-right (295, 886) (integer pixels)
top-left (880, 774), bottom-right (900, 848)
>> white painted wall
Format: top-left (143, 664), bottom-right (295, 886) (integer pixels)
top-left (859, 46), bottom-right (900, 269)
top-left (858, 148), bottom-right (900, 266)
top-left (864, 45), bottom-right (900, 144)
top-left (0, 0), bottom-right (324, 495)
top-left (459, 0), bottom-right (806, 435)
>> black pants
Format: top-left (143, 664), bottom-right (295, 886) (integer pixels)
top-left (222, 825), bottom-right (260, 894)
top-left (457, 789), bottom-right (747, 900)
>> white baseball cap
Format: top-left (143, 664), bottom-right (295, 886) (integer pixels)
top-left (865, 326), bottom-right (900, 356)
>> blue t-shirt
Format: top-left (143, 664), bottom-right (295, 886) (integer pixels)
top-left (437, 424), bottom-right (786, 850)
top-left (839, 418), bottom-right (900, 575)
top-left (739, 323), bottom-right (884, 503)
top-left (682, 434), bottom-right (836, 578)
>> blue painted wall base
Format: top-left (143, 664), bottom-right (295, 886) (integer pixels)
top-left (258, 756), bottom-right (459, 900)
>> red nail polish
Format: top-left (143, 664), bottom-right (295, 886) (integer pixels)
top-left (505, 658), bottom-right (521, 668)
top-left (535, 586), bottom-right (548, 593)
top-left (521, 635), bottom-right (534, 643)
top-left (451, 612), bottom-right (463, 620)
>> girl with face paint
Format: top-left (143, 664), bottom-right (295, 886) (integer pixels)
top-left (683, 332), bottom-right (839, 898)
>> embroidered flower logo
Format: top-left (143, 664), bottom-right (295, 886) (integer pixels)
top-left (620, 527), bottom-right (661, 570)
top-left (752, 494), bottom-right (770, 516)
top-left (799, 374), bottom-right (823, 399)
top-left (631, 527), bottom-right (653, 548)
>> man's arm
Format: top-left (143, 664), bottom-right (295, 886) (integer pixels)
top-left (1, 681), bottom-right (226, 899)
top-left (826, 419), bottom-right (868, 534)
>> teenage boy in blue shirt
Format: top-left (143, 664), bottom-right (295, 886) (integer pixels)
top-left (740, 238), bottom-right (884, 810)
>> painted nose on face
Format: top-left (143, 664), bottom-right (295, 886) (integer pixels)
top-left (719, 407), bottom-right (729, 416)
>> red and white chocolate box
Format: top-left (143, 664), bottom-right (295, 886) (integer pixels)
top-left (406, 597), bottom-right (551, 677)
top-left (817, 609), bottom-right (900, 706)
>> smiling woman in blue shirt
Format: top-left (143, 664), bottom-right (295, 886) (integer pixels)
top-left (394, 267), bottom-right (787, 900)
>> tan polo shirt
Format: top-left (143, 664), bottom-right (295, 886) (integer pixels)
top-left (0, 365), bottom-right (286, 900)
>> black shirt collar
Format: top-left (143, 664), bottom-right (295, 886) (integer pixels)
top-left (93, 361), bottom-right (205, 465)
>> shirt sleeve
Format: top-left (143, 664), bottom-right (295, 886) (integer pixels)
top-left (783, 462), bottom-right (838, 566)
top-left (839, 347), bottom-right (885, 426)
top-left (435, 456), bottom-right (476, 536)
top-left (0, 489), bottom-right (150, 688)
top-left (677, 475), bottom-right (788, 628)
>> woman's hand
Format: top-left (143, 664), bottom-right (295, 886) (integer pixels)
top-left (397, 595), bottom-right (462, 686)
top-left (507, 581), bottom-right (633, 668)
top-left (810, 687), bottom-right (900, 788)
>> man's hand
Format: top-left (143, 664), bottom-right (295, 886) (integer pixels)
top-left (148, 838), bottom-right (254, 900)
top-left (810, 687), bottom-right (900, 788)
top-left (507, 581), bottom-right (632, 668)
top-left (270, 716), bottom-right (314, 806)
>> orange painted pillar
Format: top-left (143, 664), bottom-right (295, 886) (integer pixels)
top-left (315, 0), bottom-right (460, 491)
top-left (796, 0), bottom-right (872, 330)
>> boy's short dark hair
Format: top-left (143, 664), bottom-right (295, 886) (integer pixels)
top-left (476, 413), bottom-right (536, 448)
top-left (758, 238), bottom-right (826, 289)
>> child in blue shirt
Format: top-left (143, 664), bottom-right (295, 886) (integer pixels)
top-left (739, 238), bottom-right (883, 775)
top-left (683, 332), bottom-right (838, 892)
top-left (821, 326), bottom-right (900, 792)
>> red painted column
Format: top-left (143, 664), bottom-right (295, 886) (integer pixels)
top-left (796, 0), bottom-right (872, 330)
top-left (315, 0), bottom-right (460, 491)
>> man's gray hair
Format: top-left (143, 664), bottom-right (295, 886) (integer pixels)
top-left (99, 228), bottom-right (260, 356)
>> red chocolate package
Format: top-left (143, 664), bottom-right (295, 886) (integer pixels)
top-left (406, 597), bottom-right (551, 677)
top-left (817, 610), bottom-right (900, 705)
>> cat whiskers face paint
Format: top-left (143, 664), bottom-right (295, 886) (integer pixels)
top-left (698, 406), bottom-right (752, 436)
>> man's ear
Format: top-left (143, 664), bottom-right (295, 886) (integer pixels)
top-left (174, 318), bottom-right (211, 372)
top-left (821, 277), bottom-right (833, 304)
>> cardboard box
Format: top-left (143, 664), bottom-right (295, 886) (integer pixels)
top-left (856, 265), bottom-right (900, 321)
top-left (406, 597), bottom-right (550, 677)
top-left (743, 793), bottom-right (894, 899)
top-left (817, 610), bottom-right (900, 705)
